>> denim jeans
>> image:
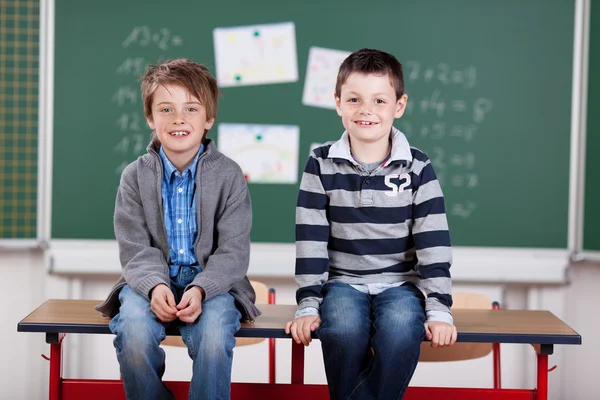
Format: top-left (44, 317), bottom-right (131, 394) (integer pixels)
top-left (108, 266), bottom-right (241, 400)
top-left (317, 281), bottom-right (426, 400)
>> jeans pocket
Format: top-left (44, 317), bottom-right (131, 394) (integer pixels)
top-left (180, 265), bottom-right (200, 287)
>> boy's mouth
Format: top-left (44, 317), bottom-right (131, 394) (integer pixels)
top-left (354, 120), bottom-right (378, 126)
top-left (169, 130), bottom-right (190, 137)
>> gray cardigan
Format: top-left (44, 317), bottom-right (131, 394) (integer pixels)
top-left (95, 139), bottom-right (260, 321)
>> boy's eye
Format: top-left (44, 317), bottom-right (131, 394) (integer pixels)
top-left (187, 107), bottom-right (198, 112)
top-left (376, 99), bottom-right (386, 104)
top-left (347, 98), bottom-right (359, 103)
top-left (160, 107), bottom-right (172, 113)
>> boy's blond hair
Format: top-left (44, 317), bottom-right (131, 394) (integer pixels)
top-left (140, 58), bottom-right (220, 142)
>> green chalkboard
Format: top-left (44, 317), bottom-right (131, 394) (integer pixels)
top-left (583, 1), bottom-right (600, 252)
top-left (0, 0), bottom-right (39, 240)
top-left (52, 0), bottom-right (574, 248)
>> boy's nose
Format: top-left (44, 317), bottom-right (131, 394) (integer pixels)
top-left (359, 106), bottom-right (372, 115)
top-left (172, 111), bottom-right (185, 124)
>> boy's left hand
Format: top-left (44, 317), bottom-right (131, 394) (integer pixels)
top-left (176, 286), bottom-right (205, 323)
top-left (424, 321), bottom-right (457, 347)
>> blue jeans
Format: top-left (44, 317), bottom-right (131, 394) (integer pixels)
top-left (317, 281), bottom-right (426, 400)
top-left (109, 266), bottom-right (241, 400)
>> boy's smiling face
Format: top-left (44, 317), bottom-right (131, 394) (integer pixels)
top-left (147, 84), bottom-right (214, 170)
top-left (335, 72), bottom-right (407, 148)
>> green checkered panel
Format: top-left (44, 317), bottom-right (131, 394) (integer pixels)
top-left (0, 0), bottom-right (39, 239)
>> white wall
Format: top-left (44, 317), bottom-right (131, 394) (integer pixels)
top-left (1, 250), bottom-right (47, 400)
top-left (3, 249), bottom-right (599, 399)
top-left (563, 262), bottom-right (600, 397)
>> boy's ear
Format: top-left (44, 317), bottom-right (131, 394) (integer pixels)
top-left (395, 94), bottom-right (409, 118)
top-left (334, 93), bottom-right (342, 116)
top-left (205, 117), bottom-right (215, 131)
top-left (146, 116), bottom-right (155, 130)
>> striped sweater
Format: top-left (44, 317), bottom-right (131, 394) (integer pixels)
top-left (295, 127), bottom-right (453, 319)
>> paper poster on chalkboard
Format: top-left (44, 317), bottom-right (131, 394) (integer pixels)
top-left (217, 123), bottom-right (300, 183)
top-left (213, 22), bottom-right (299, 87)
top-left (302, 46), bottom-right (350, 109)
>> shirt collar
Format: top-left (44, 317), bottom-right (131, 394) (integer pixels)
top-left (328, 126), bottom-right (413, 165)
top-left (158, 144), bottom-right (205, 181)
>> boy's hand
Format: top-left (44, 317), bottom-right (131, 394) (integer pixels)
top-left (285, 316), bottom-right (321, 346)
top-left (176, 286), bottom-right (204, 323)
top-left (150, 284), bottom-right (178, 322)
top-left (424, 321), bottom-right (457, 347)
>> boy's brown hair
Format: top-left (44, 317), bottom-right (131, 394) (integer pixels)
top-left (335, 48), bottom-right (405, 100)
top-left (140, 58), bottom-right (220, 124)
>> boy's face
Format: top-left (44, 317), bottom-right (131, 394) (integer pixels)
top-left (147, 84), bottom-right (214, 165)
top-left (335, 72), bottom-right (407, 147)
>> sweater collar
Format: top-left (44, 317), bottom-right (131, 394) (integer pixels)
top-left (145, 138), bottom-right (222, 174)
top-left (327, 126), bottom-right (413, 165)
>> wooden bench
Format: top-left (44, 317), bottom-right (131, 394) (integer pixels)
top-left (18, 299), bottom-right (581, 400)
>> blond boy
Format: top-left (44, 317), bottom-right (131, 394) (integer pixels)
top-left (96, 59), bottom-right (257, 400)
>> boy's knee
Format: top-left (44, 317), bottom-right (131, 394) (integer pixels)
top-left (188, 325), bottom-right (236, 360)
top-left (113, 324), bottom-right (164, 370)
top-left (186, 299), bottom-right (240, 359)
top-left (111, 306), bottom-right (164, 354)
top-left (376, 316), bottom-right (424, 350)
top-left (319, 322), bottom-right (367, 345)
top-left (116, 319), bottom-right (163, 349)
top-left (204, 326), bottom-right (234, 350)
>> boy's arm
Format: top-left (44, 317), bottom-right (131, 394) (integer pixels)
top-left (412, 156), bottom-right (453, 323)
top-left (295, 154), bottom-right (330, 314)
top-left (114, 174), bottom-right (170, 300)
top-left (187, 169), bottom-right (252, 301)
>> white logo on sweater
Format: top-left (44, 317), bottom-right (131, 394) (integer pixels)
top-left (384, 173), bottom-right (411, 196)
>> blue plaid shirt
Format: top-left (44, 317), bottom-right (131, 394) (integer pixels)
top-left (158, 145), bottom-right (204, 277)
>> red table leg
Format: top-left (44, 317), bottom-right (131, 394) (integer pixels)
top-left (49, 334), bottom-right (65, 400)
top-left (291, 341), bottom-right (305, 384)
top-left (269, 337), bottom-right (276, 384)
top-left (269, 289), bottom-right (276, 384)
top-left (493, 342), bottom-right (501, 388)
top-left (536, 353), bottom-right (548, 400)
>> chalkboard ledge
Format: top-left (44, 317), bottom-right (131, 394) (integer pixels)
top-left (48, 240), bottom-right (570, 284)
top-left (574, 251), bottom-right (600, 263)
top-left (0, 239), bottom-right (48, 250)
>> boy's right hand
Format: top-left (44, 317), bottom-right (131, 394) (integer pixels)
top-left (150, 284), bottom-right (178, 322)
top-left (285, 316), bottom-right (321, 346)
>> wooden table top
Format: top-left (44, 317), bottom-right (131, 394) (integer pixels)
top-left (17, 299), bottom-right (581, 345)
